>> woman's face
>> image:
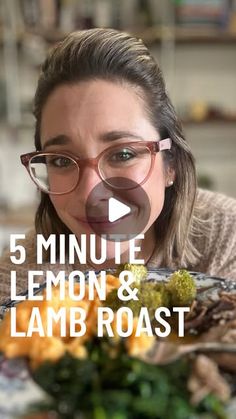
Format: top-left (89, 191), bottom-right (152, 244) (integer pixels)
top-left (40, 80), bottom-right (171, 262)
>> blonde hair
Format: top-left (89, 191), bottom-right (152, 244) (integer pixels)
top-left (33, 28), bottom-right (201, 268)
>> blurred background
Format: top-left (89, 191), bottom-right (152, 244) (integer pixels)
top-left (0, 0), bottom-right (236, 255)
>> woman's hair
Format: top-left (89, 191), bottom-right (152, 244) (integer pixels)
top-left (33, 27), bottom-right (201, 268)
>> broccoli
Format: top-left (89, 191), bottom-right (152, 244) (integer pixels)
top-left (154, 282), bottom-right (171, 307)
top-left (141, 289), bottom-right (163, 318)
top-left (105, 288), bottom-right (123, 312)
top-left (105, 283), bottom-right (142, 316)
top-left (124, 299), bottom-right (143, 317)
top-left (115, 263), bottom-right (148, 283)
top-left (166, 270), bottom-right (196, 306)
top-left (106, 281), bottom-right (165, 318)
top-left (105, 269), bottom-right (196, 318)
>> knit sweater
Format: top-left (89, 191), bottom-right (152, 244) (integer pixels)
top-left (1, 188), bottom-right (236, 305)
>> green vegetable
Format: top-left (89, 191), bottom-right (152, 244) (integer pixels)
top-left (115, 263), bottom-right (148, 283)
top-left (26, 269), bottom-right (225, 419)
top-left (106, 269), bottom-right (196, 317)
top-left (30, 340), bottom-right (227, 419)
top-left (166, 270), bottom-right (196, 306)
top-left (105, 281), bottom-right (166, 317)
top-left (153, 282), bottom-right (171, 307)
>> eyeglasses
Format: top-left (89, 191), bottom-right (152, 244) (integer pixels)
top-left (20, 138), bottom-right (171, 194)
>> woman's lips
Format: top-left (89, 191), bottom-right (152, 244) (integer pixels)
top-left (75, 216), bottom-right (109, 223)
top-left (75, 212), bottom-right (133, 228)
top-left (88, 217), bottom-right (110, 223)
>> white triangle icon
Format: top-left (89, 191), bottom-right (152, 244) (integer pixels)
top-left (108, 197), bottom-right (131, 222)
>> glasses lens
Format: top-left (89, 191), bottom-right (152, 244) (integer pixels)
top-left (99, 143), bottom-right (152, 188)
top-left (29, 154), bottom-right (79, 194)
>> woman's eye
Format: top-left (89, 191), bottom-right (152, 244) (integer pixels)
top-left (110, 149), bottom-right (136, 162)
top-left (48, 157), bottom-right (73, 168)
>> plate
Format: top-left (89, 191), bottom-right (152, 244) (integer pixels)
top-left (1, 268), bottom-right (236, 321)
top-left (146, 268), bottom-right (236, 302)
top-left (0, 269), bottom-right (236, 418)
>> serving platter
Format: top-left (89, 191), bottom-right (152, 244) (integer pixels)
top-left (0, 269), bottom-right (236, 418)
top-left (1, 268), bottom-right (236, 320)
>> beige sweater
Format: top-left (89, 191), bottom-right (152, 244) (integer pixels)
top-left (1, 188), bottom-right (236, 305)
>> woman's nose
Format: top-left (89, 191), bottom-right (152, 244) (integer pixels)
top-left (75, 164), bottom-right (111, 205)
top-left (75, 164), bottom-right (99, 197)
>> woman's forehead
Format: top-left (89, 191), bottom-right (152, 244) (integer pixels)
top-left (41, 79), bottom-right (145, 115)
top-left (40, 80), bottom-right (159, 147)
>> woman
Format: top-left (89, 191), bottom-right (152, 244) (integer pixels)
top-left (1, 28), bottom-right (236, 303)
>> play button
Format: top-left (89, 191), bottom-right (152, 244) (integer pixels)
top-left (85, 177), bottom-right (151, 242)
top-left (108, 197), bottom-right (131, 222)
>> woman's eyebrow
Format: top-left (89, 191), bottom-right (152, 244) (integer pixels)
top-left (42, 131), bottom-right (143, 150)
top-left (43, 135), bottom-right (71, 150)
top-left (99, 130), bottom-right (143, 142)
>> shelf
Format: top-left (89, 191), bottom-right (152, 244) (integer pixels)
top-left (181, 117), bottom-right (236, 126)
top-left (138, 27), bottom-right (236, 45)
top-left (0, 26), bottom-right (66, 46)
top-left (23, 27), bottom-right (67, 44)
top-left (26, 26), bottom-right (236, 45)
top-left (1, 25), bottom-right (236, 47)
